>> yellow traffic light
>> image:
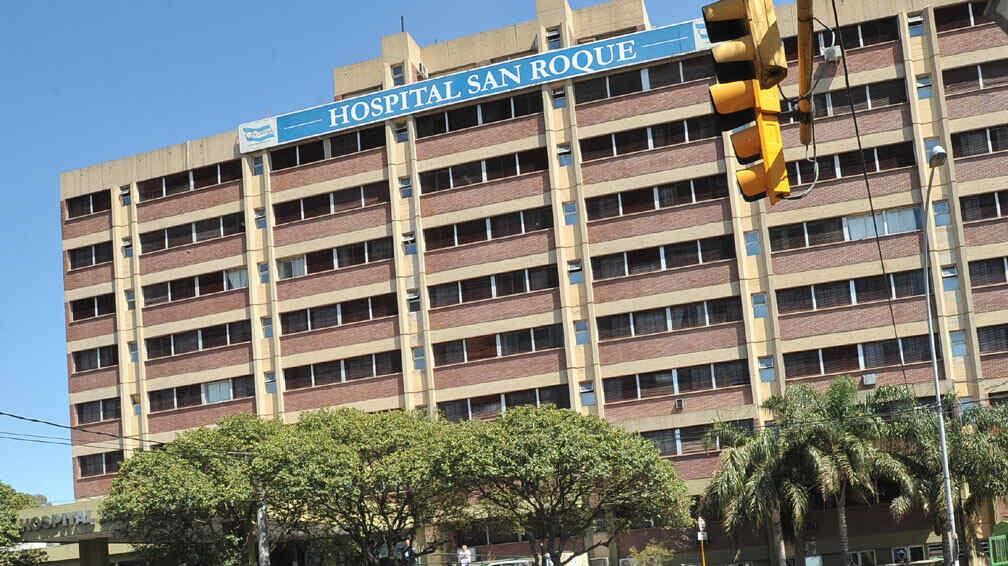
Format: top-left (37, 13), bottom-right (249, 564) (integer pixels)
top-left (704, 0), bottom-right (790, 205)
top-left (703, 0), bottom-right (787, 89)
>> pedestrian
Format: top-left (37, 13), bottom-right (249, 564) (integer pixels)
top-left (457, 544), bottom-right (471, 566)
top-left (402, 537), bottom-right (416, 565)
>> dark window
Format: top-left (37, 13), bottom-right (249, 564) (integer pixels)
top-left (273, 200), bottom-right (302, 224)
top-left (420, 168), bottom-right (452, 193)
top-left (676, 365), bottom-right (711, 393)
top-left (374, 350), bottom-right (402, 376)
top-left (893, 270), bottom-right (925, 298)
top-left (298, 140), bottom-right (325, 164)
top-left (901, 335), bottom-right (935, 363)
top-left (935, 3), bottom-right (974, 32)
top-left (533, 324), bottom-right (564, 350)
top-left (270, 146), bottom-right (298, 171)
top-left (862, 339), bottom-right (902, 368)
top-left (979, 324), bottom-right (1008, 353)
top-left (336, 242), bottom-right (366, 267)
top-left (699, 235), bottom-right (735, 262)
top-left (499, 329), bottom-right (533, 356)
top-left (434, 340), bottom-right (466, 365)
top-left (452, 159), bottom-right (488, 186)
top-left (784, 350), bottom-right (821, 377)
top-left (528, 265), bottom-right (558, 290)
top-left (960, 192), bottom-right (999, 221)
top-left (608, 69), bottom-right (643, 97)
top-left (76, 401), bottom-right (102, 424)
top-left (715, 360), bottom-right (749, 387)
top-left (73, 349), bottom-right (99, 372)
top-left (358, 126), bottom-right (386, 151)
top-left (344, 354), bottom-right (375, 380)
top-left (592, 253), bottom-right (626, 280)
top-left (306, 249), bottom-right (334, 274)
top-left (814, 281), bottom-right (853, 308)
top-left (648, 61), bottom-right (681, 88)
top-left (693, 175), bottom-right (729, 201)
top-left (642, 429), bottom-right (677, 456)
top-left (220, 160), bottom-right (241, 182)
top-left (657, 180), bottom-right (694, 207)
top-left (984, 60), bottom-right (1008, 88)
top-left (429, 283), bottom-right (460, 307)
top-left (201, 324), bottom-right (228, 349)
top-left (192, 165), bottom-right (217, 188)
top-left (457, 218), bottom-right (488, 245)
top-left (990, 125), bottom-right (1008, 152)
top-left (667, 302), bottom-right (704, 330)
top-left (505, 389), bottom-right (538, 409)
top-left (970, 258), bottom-right (1007, 286)
top-left (173, 330), bottom-right (199, 355)
top-left (338, 298), bottom-right (369, 325)
top-left (466, 334), bottom-right (498, 361)
top-left (139, 231), bottom-right (165, 254)
top-left (619, 187), bottom-right (655, 215)
top-left (495, 269), bottom-right (528, 296)
top-left (686, 115), bottom-right (718, 141)
top-left (368, 238), bottom-right (394, 261)
top-left (952, 129), bottom-right (990, 158)
top-left (424, 226), bottom-right (455, 250)
top-left (858, 17), bottom-right (898, 46)
top-left (878, 143), bottom-right (915, 171)
top-left (79, 454), bottom-right (105, 477)
top-left (537, 385), bottom-right (570, 408)
top-left (461, 276), bottom-right (493, 302)
top-left (777, 286), bottom-right (814, 314)
top-left (137, 178), bottom-right (164, 201)
top-left (855, 274), bottom-right (890, 303)
top-left (199, 272), bottom-right (225, 294)
top-left (308, 304), bottom-right (340, 330)
top-left (146, 336), bottom-right (173, 359)
top-left (175, 384), bottom-right (202, 408)
top-left (149, 389), bottom-right (175, 412)
top-left (517, 148), bottom-right (548, 173)
top-left (770, 224), bottom-right (806, 251)
top-left (484, 155), bottom-right (518, 181)
top-left (626, 247), bottom-right (662, 275)
top-left (284, 366), bottom-right (313, 390)
top-left (228, 320), bottom-right (252, 343)
top-left (164, 171), bottom-right (190, 196)
top-left (665, 241), bottom-right (699, 268)
top-left (639, 370), bottom-right (678, 397)
top-left (944, 65), bottom-right (980, 94)
top-left (416, 113), bottom-right (447, 138)
top-left (651, 121), bottom-right (686, 147)
top-left (522, 207), bottom-right (553, 231)
top-left (597, 313), bottom-right (632, 340)
top-left (707, 297), bottom-right (743, 324)
top-left (169, 277), bottom-right (196, 301)
top-left (806, 217), bottom-right (844, 246)
top-left (579, 135), bottom-right (614, 161)
top-left (586, 194), bottom-right (621, 220)
top-left (481, 98), bottom-right (512, 124)
top-left (447, 105), bottom-right (479, 131)
top-left (232, 376), bottom-right (255, 399)
top-left (574, 77), bottom-right (607, 103)
top-left (512, 91), bottom-right (543, 117)
top-left (821, 344), bottom-right (861, 374)
top-left (682, 54), bottom-right (714, 81)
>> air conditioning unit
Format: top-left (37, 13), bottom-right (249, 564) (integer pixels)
top-left (823, 45), bottom-right (843, 63)
top-left (861, 373), bottom-right (878, 387)
top-left (674, 398), bottom-right (686, 411)
top-left (417, 61), bottom-right (429, 79)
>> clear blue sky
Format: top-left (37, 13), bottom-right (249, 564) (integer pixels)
top-left (0, 0), bottom-right (707, 503)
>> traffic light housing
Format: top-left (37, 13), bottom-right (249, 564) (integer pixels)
top-left (703, 0), bottom-right (790, 204)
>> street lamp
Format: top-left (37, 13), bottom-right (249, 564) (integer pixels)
top-left (921, 143), bottom-right (959, 565)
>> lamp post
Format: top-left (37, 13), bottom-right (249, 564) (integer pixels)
top-left (697, 515), bottom-right (708, 566)
top-left (922, 144), bottom-right (959, 566)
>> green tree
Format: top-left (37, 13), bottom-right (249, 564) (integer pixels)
top-left (446, 406), bottom-right (689, 566)
top-left (888, 394), bottom-right (1008, 562)
top-left (101, 415), bottom-right (299, 565)
top-left (255, 408), bottom-right (466, 565)
top-left (703, 421), bottom-right (805, 566)
top-left (705, 378), bottom-right (914, 566)
top-left (628, 539), bottom-right (676, 566)
top-left (772, 378), bottom-right (913, 564)
top-left (0, 481), bottom-right (47, 566)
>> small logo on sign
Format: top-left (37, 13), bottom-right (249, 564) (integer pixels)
top-left (242, 122), bottom-right (276, 143)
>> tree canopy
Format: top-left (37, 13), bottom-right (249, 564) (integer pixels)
top-left (445, 406), bottom-right (689, 566)
top-left (0, 481), bottom-right (46, 566)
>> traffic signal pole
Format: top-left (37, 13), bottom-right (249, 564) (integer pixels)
top-left (796, 0), bottom-right (813, 146)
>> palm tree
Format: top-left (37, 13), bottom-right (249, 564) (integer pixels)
top-left (888, 395), bottom-right (1008, 563)
top-left (774, 378), bottom-right (915, 565)
top-left (706, 378), bottom-right (915, 566)
top-left (704, 421), bottom-right (808, 566)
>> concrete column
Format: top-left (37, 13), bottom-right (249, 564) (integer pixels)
top-left (79, 538), bottom-right (110, 566)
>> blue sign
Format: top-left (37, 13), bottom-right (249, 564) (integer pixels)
top-left (238, 19), bottom-right (709, 153)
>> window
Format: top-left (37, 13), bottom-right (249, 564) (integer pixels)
top-left (429, 265), bottom-right (558, 308)
top-left (420, 148), bottom-right (547, 193)
top-left (66, 190), bottom-right (112, 219)
top-left (551, 86), bottom-right (567, 108)
top-left (391, 63), bottom-right (405, 86)
top-left (579, 116), bottom-right (718, 162)
top-left (787, 142), bottom-right (914, 185)
top-left (752, 293), bottom-right (768, 318)
top-left (597, 297), bottom-right (741, 341)
top-left (407, 290), bottom-right (420, 312)
top-left (960, 190), bottom-right (1006, 221)
top-left (941, 265), bottom-right (960, 291)
top-left (78, 451), bottom-right (123, 478)
top-left (415, 91), bottom-right (543, 139)
top-left (252, 156), bottom-right (264, 176)
top-left (76, 398), bottom-right (121, 424)
top-left (916, 75), bottom-right (932, 99)
top-left (979, 324), bottom-right (1008, 353)
top-left (744, 231), bottom-right (761, 255)
top-left (786, 333), bottom-right (938, 377)
top-left (970, 257), bottom-right (1008, 286)
top-left (557, 144), bottom-right (573, 167)
top-left (119, 185), bottom-right (131, 205)
top-left (145, 320), bottom-right (252, 359)
top-left (567, 261), bottom-right (584, 284)
top-left (258, 262), bottom-right (269, 283)
top-left (574, 320), bottom-right (589, 345)
top-left (432, 325), bottom-right (562, 366)
top-left (68, 241), bottom-right (113, 270)
top-left (579, 382), bottom-right (596, 406)
top-left (891, 546), bottom-right (925, 564)
top-left (935, 1), bottom-right (988, 32)
top-left (908, 14), bottom-right (923, 37)
top-left (273, 182), bottom-right (389, 225)
top-left (394, 122), bottom-right (408, 142)
top-left (72, 345), bottom-right (118, 372)
top-left (128, 342), bottom-right (138, 363)
top-left (261, 317), bottom-right (273, 338)
top-left (562, 201), bottom-right (577, 225)
top-left (399, 177), bottom-right (413, 198)
top-left (70, 293), bottom-right (115, 321)
top-left (142, 268), bottom-right (247, 306)
top-left (759, 356), bottom-right (776, 382)
top-left (545, 26), bottom-right (562, 50)
top-left (254, 208), bottom-right (266, 229)
top-left (283, 351), bottom-right (402, 390)
top-left (402, 232), bottom-right (416, 255)
top-left (139, 213), bottom-right (244, 254)
top-left (424, 207), bottom-right (552, 251)
top-left (136, 160), bottom-right (241, 202)
top-left (585, 175), bottom-right (728, 221)
top-left (933, 200), bottom-right (951, 226)
top-left (413, 347), bottom-right (426, 370)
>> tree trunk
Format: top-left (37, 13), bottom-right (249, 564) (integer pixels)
top-left (837, 487), bottom-right (850, 566)
top-left (768, 502), bottom-right (788, 566)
